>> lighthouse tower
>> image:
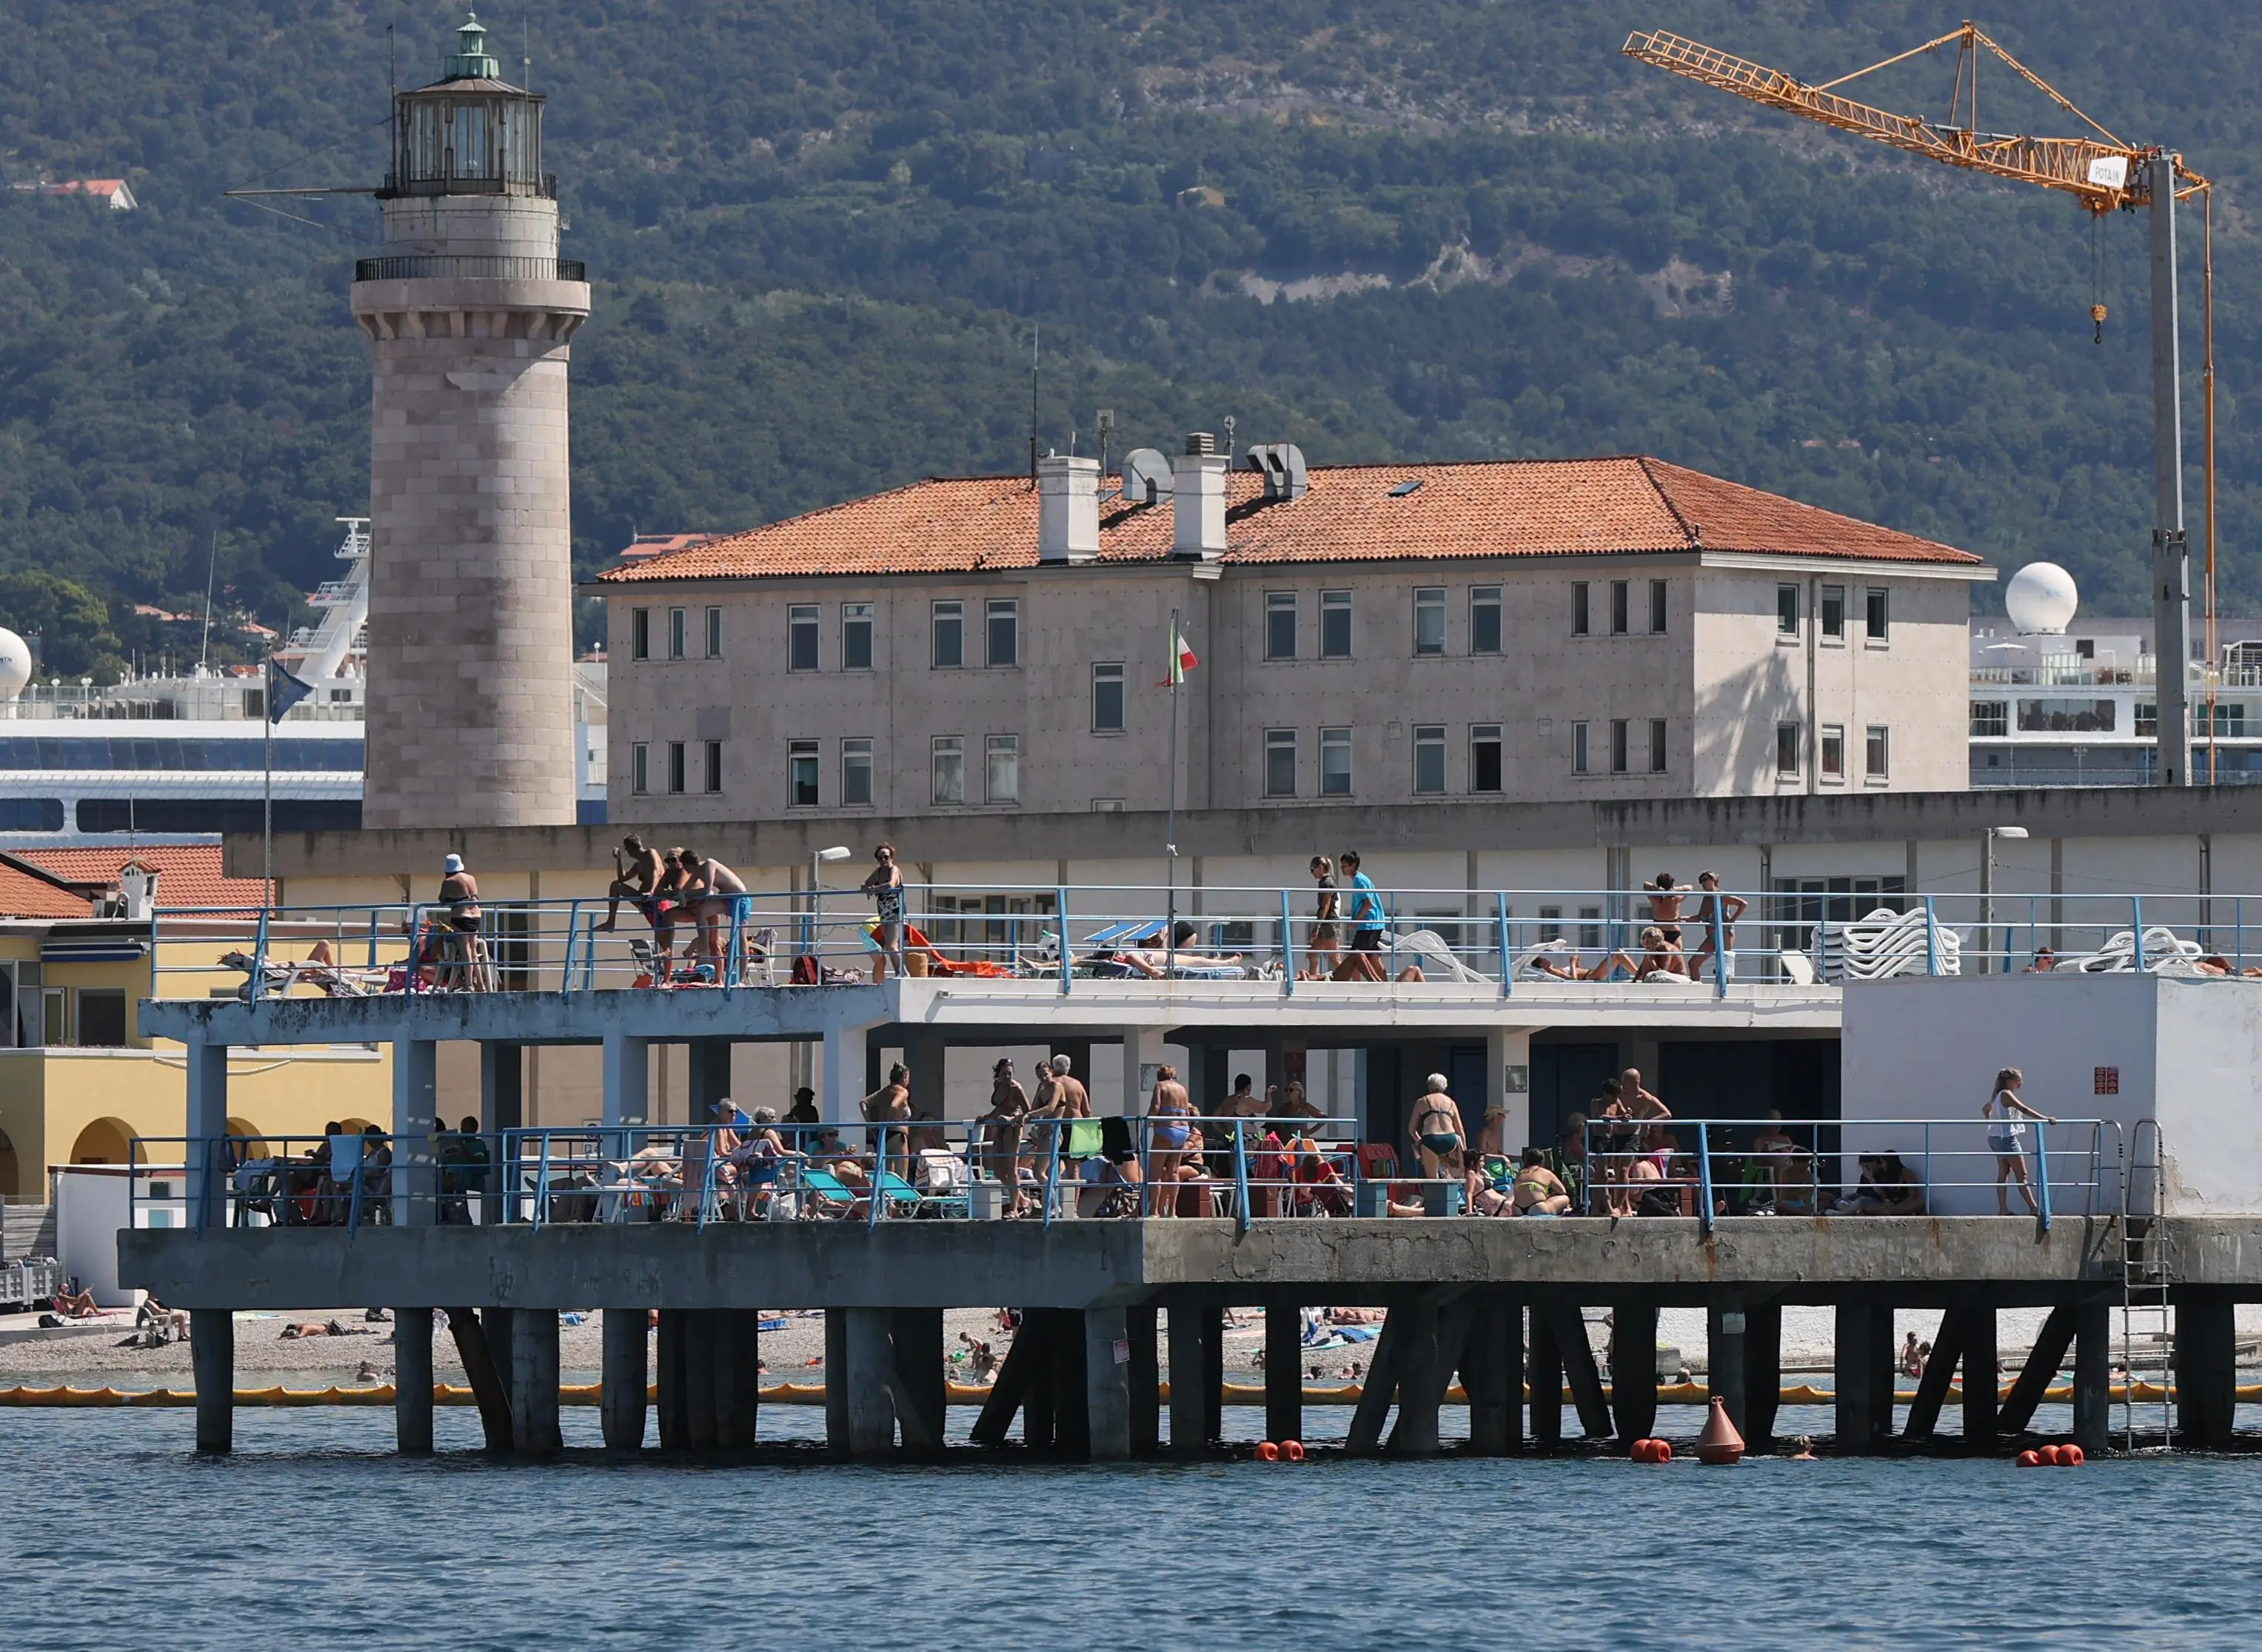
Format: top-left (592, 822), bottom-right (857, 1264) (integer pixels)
top-left (350, 13), bottom-right (589, 829)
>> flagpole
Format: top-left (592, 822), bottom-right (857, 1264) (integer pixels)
top-left (1164, 606), bottom-right (1180, 977)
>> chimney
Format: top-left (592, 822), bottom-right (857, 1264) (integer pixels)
top-left (1036, 453), bottom-right (1101, 563)
top-left (1171, 432), bottom-right (1228, 559)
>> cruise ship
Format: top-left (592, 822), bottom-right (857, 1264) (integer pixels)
top-left (1969, 561), bottom-right (2262, 788)
top-left (0, 521), bottom-right (607, 846)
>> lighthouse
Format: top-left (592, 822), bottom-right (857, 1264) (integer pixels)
top-left (350, 13), bottom-right (588, 829)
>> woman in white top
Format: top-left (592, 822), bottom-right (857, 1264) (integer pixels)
top-left (1983, 1066), bottom-right (2056, 1216)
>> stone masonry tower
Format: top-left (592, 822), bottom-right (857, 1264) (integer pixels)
top-left (350, 13), bottom-right (588, 827)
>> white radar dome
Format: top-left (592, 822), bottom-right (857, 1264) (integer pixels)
top-left (2004, 561), bottom-right (2078, 635)
top-left (0, 628), bottom-right (30, 700)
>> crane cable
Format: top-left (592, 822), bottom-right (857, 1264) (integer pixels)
top-left (2088, 213), bottom-right (2108, 344)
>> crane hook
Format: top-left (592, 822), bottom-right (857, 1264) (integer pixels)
top-left (2091, 301), bottom-right (2107, 345)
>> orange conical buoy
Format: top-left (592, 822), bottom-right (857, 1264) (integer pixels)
top-left (1696, 1397), bottom-right (1745, 1465)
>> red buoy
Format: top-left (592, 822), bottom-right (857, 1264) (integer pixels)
top-left (2061, 1444), bottom-right (2085, 1466)
top-left (2015, 1449), bottom-right (2042, 1468)
top-left (1282, 1439), bottom-right (1305, 1462)
top-left (1696, 1397), bottom-right (1744, 1465)
top-left (1653, 1438), bottom-right (1673, 1462)
top-left (1255, 1440), bottom-right (1279, 1462)
top-left (2038, 1444), bottom-right (2065, 1465)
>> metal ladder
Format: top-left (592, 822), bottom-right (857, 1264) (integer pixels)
top-left (2120, 1120), bottom-right (2175, 1451)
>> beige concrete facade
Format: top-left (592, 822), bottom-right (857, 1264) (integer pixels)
top-left (351, 195), bottom-right (587, 831)
top-left (607, 553), bottom-right (1983, 823)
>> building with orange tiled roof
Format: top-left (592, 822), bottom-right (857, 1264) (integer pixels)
top-left (594, 441), bottom-right (1993, 822)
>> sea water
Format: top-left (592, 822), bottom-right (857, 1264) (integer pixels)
top-left (0, 1403), bottom-right (2250, 1649)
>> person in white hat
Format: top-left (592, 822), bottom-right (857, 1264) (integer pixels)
top-left (439, 853), bottom-right (482, 935)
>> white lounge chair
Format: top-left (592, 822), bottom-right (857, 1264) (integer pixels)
top-left (1396, 927), bottom-right (1491, 985)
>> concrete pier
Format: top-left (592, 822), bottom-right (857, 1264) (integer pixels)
top-left (510, 1307), bottom-right (563, 1454)
top-left (1615, 1302), bottom-right (1659, 1440)
top-left (395, 1307), bottom-right (434, 1454)
top-left (601, 1307), bottom-right (647, 1449)
top-left (191, 1308), bottom-right (232, 1454)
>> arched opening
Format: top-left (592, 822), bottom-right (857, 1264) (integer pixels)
top-left (0, 1125), bottom-right (18, 1197)
top-left (70, 1117), bottom-right (148, 1166)
top-left (224, 1116), bottom-right (270, 1159)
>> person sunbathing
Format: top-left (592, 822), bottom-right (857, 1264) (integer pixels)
top-left (50, 1287), bottom-right (102, 1319)
top-left (1529, 949), bottom-right (1640, 982)
top-left (1633, 926), bottom-right (1692, 980)
top-left (1114, 923), bottom-right (1243, 977)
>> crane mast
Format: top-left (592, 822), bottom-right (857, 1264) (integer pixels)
top-left (1626, 24), bottom-right (2215, 786)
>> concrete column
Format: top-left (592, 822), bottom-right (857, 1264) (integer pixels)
top-left (823, 1310), bottom-right (849, 1457)
top-left (684, 1308), bottom-right (720, 1450)
top-left (1265, 1302), bottom-right (1302, 1446)
top-left (2177, 1297), bottom-right (2238, 1451)
top-left (395, 1305), bottom-right (434, 1454)
top-left (1527, 1304), bottom-right (1564, 1449)
top-left (1744, 1302), bottom-right (1782, 1451)
top-left (481, 1307), bottom-right (518, 1448)
top-left (1201, 1303), bottom-right (1225, 1448)
top-left (1707, 1304), bottom-right (1747, 1437)
top-left (184, 1040), bottom-right (229, 1230)
top-left (1168, 1300), bottom-right (1208, 1459)
top-left (1464, 1291), bottom-right (1519, 1455)
top-left (2072, 1298), bottom-right (2111, 1457)
top-left (717, 1310), bottom-right (763, 1450)
top-left (1485, 1027), bottom-right (1533, 1151)
top-left (1614, 1303), bottom-right (1660, 1442)
top-left (1085, 1308), bottom-right (1132, 1460)
top-left (1049, 1309), bottom-right (1092, 1460)
top-left (1390, 1294), bottom-right (1445, 1457)
top-left (192, 1308), bottom-right (232, 1454)
top-left (1833, 1301), bottom-right (1893, 1453)
top-left (390, 1039), bottom-right (438, 1227)
top-left (601, 1308), bottom-right (648, 1450)
top-left (891, 1308), bottom-right (946, 1456)
top-left (843, 1308), bottom-right (899, 1458)
top-left (906, 1034), bottom-right (946, 1124)
top-left (688, 1037), bottom-right (733, 1123)
top-left (602, 1032), bottom-right (649, 1128)
top-left (823, 1020), bottom-right (877, 1125)
top-left (510, 1308), bottom-right (563, 1455)
top-left (1126, 1304), bottom-right (1161, 1455)
top-left (1118, 1026), bottom-right (1168, 1117)
top-left (654, 1308), bottom-right (685, 1450)
top-left (478, 1042), bottom-right (522, 1224)
top-left (1961, 1302), bottom-right (1999, 1453)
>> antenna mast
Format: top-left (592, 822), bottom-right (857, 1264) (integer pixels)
top-left (1027, 326), bottom-right (1040, 484)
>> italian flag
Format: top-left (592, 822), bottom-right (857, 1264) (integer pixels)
top-left (1164, 621), bottom-right (1198, 685)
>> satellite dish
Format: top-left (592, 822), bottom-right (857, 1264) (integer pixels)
top-left (0, 628), bottom-right (30, 701)
top-left (1121, 448), bottom-right (1172, 505)
top-left (2004, 561), bottom-right (2078, 635)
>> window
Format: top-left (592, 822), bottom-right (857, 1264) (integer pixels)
top-left (1649, 718), bottom-right (1667, 773)
top-left (1265, 592), bottom-right (1297, 660)
top-left (789, 604), bottom-right (819, 671)
top-left (666, 740), bottom-right (687, 795)
top-left (1610, 581), bottom-right (1630, 635)
top-left (986, 735), bottom-right (1020, 803)
top-left (1865, 725), bottom-right (1890, 780)
top-left (1413, 588), bottom-right (1446, 656)
top-left (1579, 906), bottom-right (1603, 952)
top-left (76, 989), bottom-right (126, 1049)
top-left (668, 607), bottom-right (688, 660)
top-left (1866, 586), bottom-right (1890, 641)
top-left (1572, 721), bottom-right (1591, 775)
top-left (704, 606), bottom-right (723, 659)
top-left (1572, 582), bottom-right (1591, 636)
top-left (1821, 584), bottom-right (1845, 640)
top-left (703, 739), bottom-right (723, 794)
top-left (1971, 701), bottom-right (2009, 738)
top-left (1777, 583), bottom-right (1801, 636)
top-left (1092, 798), bottom-right (1124, 812)
top-left (842, 603), bottom-right (873, 670)
top-left (1091, 663), bottom-right (1125, 732)
top-left (1537, 906), bottom-right (1564, 943)
top-left (2018, 698), bottom-right (2116, 733)
top-left (842, 738), bottom-right (873, 806)
top-left (986, 599), bottom-right (1019, 668)
top-left (1470, 724), bottom-right (1503, 793)
top-left (931, 601), bottom-right (963, 669)
top-left (630, 607), bottom-right (651, 661)
top-left (1776, 722), bottom-right (1801, 777)
top-left (2135, 703), bottom-right (2158, 738)
top-left (1265, 729), bottom-right (1297, 797)
top-left (1320, 727), bottom-right (1353, 795)
top-left (1820, 724), bottom-right (1845, 780)
top-left (1413, 724), bottom-right (1446, 794)
top-left (632, 742), bottom-right (649, 794)
top-left (1649, 579), bottom-right (1668, 635)
top-left (1609, 718), bottom-right (1630, 774)
top-left (931, 736), bottom-right (965, 803)
top-left (789, 740), bottom-right (819, 806)
top-left (1470, 586), bottom-right (1502, 655)
top-left (1321, 590), bottom-right (1352, 658)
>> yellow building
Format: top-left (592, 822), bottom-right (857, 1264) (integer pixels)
top-left (0, 849), bottom-right (393, 1197)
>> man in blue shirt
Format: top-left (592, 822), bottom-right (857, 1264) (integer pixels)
top-left (1341, 851), bottom-right (1386, 981)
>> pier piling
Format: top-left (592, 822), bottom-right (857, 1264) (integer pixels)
top-left (394, 1306), bottom-right (434, 1454)
top-left (1345, 1303), bottom-right (1407, 1456)
top-left (719, 1308), bottom-right (763, 1449)
top-left (1614, 1302), bottom-right (1660, 1442)
top-left (1902, 1308), bottom-right (1966, 1442)
top-left (1706, 1303), bottom-right (1745, 1438)
top-left (822, 1310), bottom-right (848, 1455)
top-left (1552, 1302), bottom-right (1614, 1439)
top-left (1085, 1308), bottom-right (1131, 1459)
top-left (1048, 1309), bottom-right (1092, 1459)
top-left (1388, 1294), bottom-right (1445, 1456)
top-left (191, 1308), bottom-right (232, 1454)
top-left (1961, 1302), bottom-right (1999, 1452)
top-left (2072, 1298), bottom-right (2110, 1456)
top-left (2177, 1297), bottom-right (2238, 1451)
top-left (1462, 1290), bottom-right (1519, 1455)
top-left (842, 1308), bottom-right (899, 1459)
top-left (1998, 1302), bottom-right (2076, 1438)
top-left (600, 1307), bottom-right (649, 1449)
top-left (1126, 1305), bottom-right (1160, 1455)
top-left (446, 1306), bottom-right (514, 1450)
top-left (1527, 1305), bottom-right (1563, 1450)
top-left (1744, 1302), bottom-right (1781, 1450)
top-left (1833, 1301), bottom-right (1894, 1453)
top-left (510, 1306), bottom-right (563, 1454)
top-left (1264, 1302), bottom-right (1301, 1447)
top-left (1168, 1300), bottom-right (1209, 1459)
top-left (685, 1308), bottom-right (720, 1451)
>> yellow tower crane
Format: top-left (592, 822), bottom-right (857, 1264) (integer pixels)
top-left (1625, 22), bottom-right (2219, 785)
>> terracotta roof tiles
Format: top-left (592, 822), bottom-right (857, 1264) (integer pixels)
top-left (14, 846), bottom-right (267, 911)
top-left (597, 456), bottom-right (1980, 585)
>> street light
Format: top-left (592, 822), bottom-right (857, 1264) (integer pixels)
top-left (1980, 826), bottom-right (2030, 973)
top-left (809, 846), bottom-right (851, 960)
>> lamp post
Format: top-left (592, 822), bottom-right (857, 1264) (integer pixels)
top-left (1979, 826), bottom-right (2030, 973)
top-left (809, 845), bottom-right (851, 960)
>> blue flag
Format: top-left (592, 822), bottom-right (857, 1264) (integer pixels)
top-left (266, 657), bottom-right (315, 725)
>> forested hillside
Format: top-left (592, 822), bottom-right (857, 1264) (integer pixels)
top-left (1, 1), bottom-right (2258, 672)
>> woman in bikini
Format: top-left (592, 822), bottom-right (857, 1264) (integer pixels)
top-left (1407, 1072), bottom-right (1465, 1183)
top-left (1511, 1148), bottom-right (1572, 1215)
top-left (1306, 856), bottom-right (1342, 979)
top-left (1146, 1064), bottom-right (1195, 1216)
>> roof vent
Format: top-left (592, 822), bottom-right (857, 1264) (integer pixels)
top-left (1184, 432), bottom-right (1218, 458)
top-left (1388, 478), bottom-right (1423, 498)
top-left (1121, 449), bottom-right (1172, 505)
top-left (1243, 443), bottom-right (1308, 501)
